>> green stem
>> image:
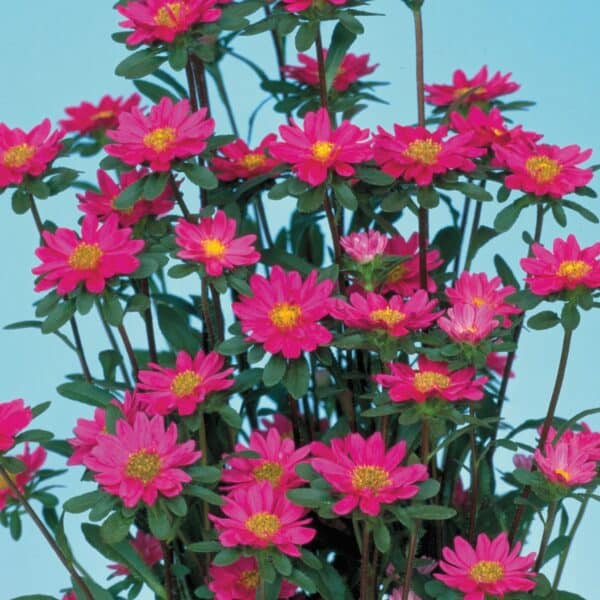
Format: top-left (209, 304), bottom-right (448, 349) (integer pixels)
top-left (468, 405), bottom-right (479, 543)
top-left (117, 323), bottom-right (139, 379)
top-left (402, 527), bottom-right (419, 600)
top-left (140, 278), bottom-right (158, 364)
top-left (160, 541), bottom-right (175, 600)
top-left (463, 198), bottom-right (483, 272)
top-left (96, 302), bottom-right (132, 387)
top-left (360, 523), bottom-right (371, 600)
top-left (535, 501), bottom-right (559, 571)
top-left (315, 25), bottom-right (329, 112)
top-left (453, 196), bottom-right (471, 276)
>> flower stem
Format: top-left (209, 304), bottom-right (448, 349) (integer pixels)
top-left (140, 278), bottom-right (158, 364)
top-left (402, 527), bottom-right (419, 600)
top-left (315, 25), bottom-right (329, 112)
top-left (117, 322), bottom-right (139, 379)
top-left (254, 194), bottom-right (274, 249)
top-left (160, 541), bottom-right (175, 600)
top-left (535, 501), bottom-right (559, 571)
top-left (171, 173), bottom-right (194, 222)
top-left (96, 302), bottom-right (132, 387)
top-left (463, 198), bottom-right (483, 272)
top-left (360, 522), bottom-right (371, 600)
top-left (468, 405), bottom-right (479, 544)
top-left (453, 196), bottom-right (471, 277)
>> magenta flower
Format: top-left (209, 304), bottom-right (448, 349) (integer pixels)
top-left (0, 399), bottom-right (32, 452)
top-left (211, 134), bottom-right (280, 181)
top-left (68, 407), bottom-right (106, 466)
top-left (340, 230), bottom-right (388, 264)
top-left (438, 304), bottom-right (499, 344)
top-left (108, 531), bottom-right (163, 576)
top-left (486, 351), bottom-right (515, 379)
top-left (281, 0), bottom-right (346, 13)
top-left (0, 444), bottom-right (46, 510)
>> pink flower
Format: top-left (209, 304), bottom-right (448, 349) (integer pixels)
top-left (269, 107), bottom-right (372, 186)
top-left (452, 477), bottom-right (470, 511)
top-left (390, 589), bottom-right (421, 600)
top-left (281, 0), bottom-right (346, 13)
top-left (0, 444), bottom-right (46, 510)
top-left (260, 414), bottom-right (293, 439)
top-left (60, 94), bottom-right (141, 135)
top-left (520, 234), bottom-right (600, 296)
top-left (174, 210), bottom-right (260, 277)
top-left (108, 530), bottom-right (163, 576)
top-left (424, 66), bottom-right (520, 107)
top-left (486, 352), bottom-right (515, 378)
top-left (78, 169), bottom-right (175, 227)
top-left (209, 482), bottom-right (316, 557)
top-left (209, 556), bottom-right (297, 599)
top-left (118, 0), bottom-right (221, 46)
top-left (232, 265), bottom-right (334, 359)
top-left (211, 134), bottom-right (280, 181)
top-left (328, 290), bottom-right (440, 337)
top-left (84, 412), bottom-right (201, 507)
top-left (512, 453), bottom-right (533, 471)
top-left (374, 356), bottom-right (488, 404)
top-left (32, 214), bottom-right (144, 296)
top-left (438, 304), bottom-right (499, 344)
top-left (373, 125), bottom-right (484, 186)
top-left (137, 350), bottom-right (234, 416)
top-left (0, 399), bottom-right (32, 452)
top-left (494, 141), bottom-right (593, 198)
top-left (548, 423), bottom-right (600, 461)
top-left (311, 432), bottom-right (428, 516)
top-left (0, 119), bottom-right (63, 188)
top-left (340, 230), bottom-right (388, 263)
top-left (62, 593), bottom-right (77, 600)
top-left (435, 532), bottom-right (536, 600)
top-left (105, 97), bottom-right (214, 171)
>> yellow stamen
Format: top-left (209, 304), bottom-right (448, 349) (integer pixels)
top-left (554, 468), bottom-right (571, 483)
top-left (370, 307), bottom-right (406, 328)
top-left (143, 127), bottom-right (176, 152)
top-left (239, 153), bottom-right (267, 171)
top-left (311, 141), bottom-right (335, 162)
top-left (68, 242), bottom-right (103, 270)
top-left (154, 2), bottom-right (183, 28)
top-left (253, 461), bottom-right (284, 486)
top-left (0, 472), bottom-right (16, 490)
top-left (387, 263), bottom-right (407, 284)
top-left (413, 371), bottom-right (451, 394)
top-left (201, 238), bottom-right (227, 259)
top-left (469, 560), bottom-right (505, 584)
top-left (472, 296), bottom-right (486, 307)
top-left (3, 143), bottom-right (35, 168)
top-left (453, 85), bottom-right (484, 99)
top-left (525, 155), bottom-right (561, 183)
top-left (269, 302), bottom-right (302, 332)
top-left (170, 370), bottom-right (202, 397)
top-left (239, 569), bottom-right (260, 590)
top-left (403, 139), bottom-right (442, 165)
top-left (556, 260), bottom-right (591, 281)
top-left (91, 110), bottom-right (115, 121)
top-left (125, 450), bottom-right (161, 484)
top-left (245, 512), bottom-right (281, 538)
top-left (351, 465), bottom-right (391, 492)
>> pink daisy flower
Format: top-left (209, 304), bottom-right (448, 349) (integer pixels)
top-left (546, 423), bottom-right (600, 461)
top-left (390, 589), bottom-right (421, 600)
top-left (209, 481), bottom-right (316, 557)
top-left (494, 141), bottom-right (593, 198)
top-left (221, 428), bottom-right (310, 493)
top-left (260, 414), bottom-right (293, 439)
top-left (209, 556), bottom-right (297, 599)
top-left (0, 444), bottom-right (47, 510)
top-left (85, 412), bottom-right (201, 507)
top-left (105, 97), bottom-right (214, 172)
top-left (328, 290), bottom-right (441, 337)
top-left (424, 66), bottom-right (520, 107)
top-left (117, 0), bottom-right (221, 46)
top-left (0, 399), bottom-right (32, 452)
top-left (268, 107), bottom-right (372, 186)
top-left (108, 531), bottom-right (163, 576)
top-left (340, 230), bottom-right (388, 264)
top-left (60, 94), bottom-right (141, 136)
top-left (374, 356), bottom-right (488, 404)
top-left (137, 350), bottom-right (234, 417)
top-left (311, 432), bottom-right (428, 516)
top-left (373, 124), bottom-right (484, 186)
top-left (78, 168), bottom-right (175, 227)
top-left (0, 119), bottom-right (63, 189)
top-left (485, 352), bottom-right (515, 379)
top-left (438, 304), bottom-right (499, 344)
top-left (512, 453), bottom-right (534, 471)
top-left (520, 234), bottom-right (600, 296)
top-left (32, 213), bottom-right (144, 296)
top-left (174, 210), bottom-right (260, 277)
top-left (232, 265), bottom-right (334, 359)
top-left (62, 593), bottom-right (77, 600)
top-left (436, 532), bottom-right (536, 600)
top-left (281, 0), bottom-right (346, 13)
top-left (211, 134), bottom-right (280, 181)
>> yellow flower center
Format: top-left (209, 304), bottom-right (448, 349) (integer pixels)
top-left (170, 370), bottom-right (202, 397)
top-left (0, 471), bottom-right (16, 490)
top-left (201, 238), bottom-right (227, 259)
top-left (269, 302), bottom-right (302, 331)
top-left (469, 560), bottom-right (505, 584)
top-left (143, 127), bottom-right (177, 152)
top-left (239, 152), bottom-right (267, 171)
top-left (453, 85), bottom-right (484, 99)
top-left (387, 263), bottom-right (407, 284)
top-left (68, 242), bottom-right (103, 270)
top-left (556, 259), bottom-right (591, 281)
top-left (369, 307), bottom-right (406, 328)
top-left (154, 2), bottom-right (183, 27)
top-left (3, 143), bottom-right (35, 168)
top-left (403, 139), bottom-right (442, 165)
top-left (253, 461), bottom-right (284, 486)
top-left (491, 128), bottom-right (504, 137)
top-left (472, 296), bottom-right (486, 307)
top-left (311, 141), bottom-right (335, 162)
top-left (554, 468), bottom-right (571, 483)
top-left (351, 465), bottom-right (391, 492)
top-left (525, 155), bottom-right (561, 183)
top-left (245, 511), bottom-right (281, 538)
top-left (125, 449), bottom-right (162, 484)
top-left (239, 569), bottom-right (260, 590)
top-left (91, 110), bottom-right (115, 121)
top-left (413, 371), bottom-right (451, 394)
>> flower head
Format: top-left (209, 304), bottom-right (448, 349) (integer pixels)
top-left (390, 589), bottom-right (421, 600)
top-left (0, 399), bottom-right (32, 452)
top-left (281, 0), bottom-right (347, 13)
top-left (438, 304), bottom-right (499, 344)
top-left (211, 134), bottom-right (280, 181)
top-left (340, 230), bottom-right (388, 264)
top-left (260, 414), bottom-right (294, 439)
top-left (108, 531), bottom-right (163, 576)
top-left (512, 453), bottom-right (533, 471)
top-left (0, 444), bottom-right (46, 510)
top-left (486, 352), bottom-right (515, 379)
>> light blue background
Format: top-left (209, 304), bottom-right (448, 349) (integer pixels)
top-left (1, 1), bottom-right (599, 598)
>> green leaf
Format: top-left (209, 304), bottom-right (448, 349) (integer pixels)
top-left (297, 186), bottom-right (324, 213)
top-left (283, 355), bottom-right (310, 399)
top-left (16, 429), bottom-right (53, 443)
top-left (101, 290), bottom-right (123, 326)
top-left (561, 302), bottom-right (580, 331)
top-left (295, 22), bottom-right (318, 52)
top-left (494, 254), bottom-right (519, 289)
top-left (187, 540), bottom-right (222, 553)
top-left (156, 303), bottom-right (199, 354)
top-left (113, 177), bottom-right (145, 209)
top-left (355, 166), bottom-right (394, 186)
top-left (217, 336), bottom-right (250, 356)
top-left (143, 172), bottom-right (169, 200)
top-left (325, 22), bottom-right (356, 92)
top-left (417, 185), bottom-right (439, 209)
top-left (272, 552), bottom-right (293, 576)
top-left (75, 291), bottom-right (95, 316)
top-left (218, 404), bottom-right (243, 429)
top-left (125, 293), bottom-right (150, 313)
top-left (148, 504), bottom-right (173, 539)
top-left (414, 479), bottom-right (441, 500)
top-left (465, 226), bottom-right (497, 265)
top-left (338, 11), bottom-right (364, 34)
top-left (11, 188), bottom-right (31, 214)
top-left (134, 79), bottom-right (180, 103)
top-left (406, 505), bottom-right (456, 520)
top-left (494, 199), bottom-right (529, 232)
top-left (372, 521), bottom-right (390, 553)
top-left (41, 300), bottom-right (75, 334)
top-left (332, 181), bottom-right (357, 210)
top-left (212, 548), bottom-right (241, 566)
top-left (101, 511), bottom-right (131, 544)
top-left (287, 568), bottom-right (317, 594)
top-left (263, 353), bottom-right (287, 387)
top-left (189, 465), bottom-right (221, 485)
top-left (186, 485), bottom-right (225, 505)
top-left (541, 535), bottom-right (570, 567)
top-left (180, 162), bottom-right (219, 190)
top-left (286, 488), bottom-right (330, 508)
top-left (64, 491), bottom-right (106, 514)
top-left (561, 199), bottom-right (599, 223)
top-left (381, 190), bottom-right (409, 212)
top-left (115, 48), bottom-right (165, 79)
top-left (527, 310), bottom-right (560, 330)
top-left (56, 381), bottom-right (113, 407)
top-left (454, 182), bottom-right (493, 202)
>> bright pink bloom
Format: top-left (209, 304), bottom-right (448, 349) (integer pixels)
top-left (546, 423), bottom-right (600, 461)
top-left (106, 97), bottom-right (214, 171)
top-left (424, 66), bottom-right (520, 107)
top-left (520, 234), bottom-right (600, 296)
top-left (0, 399), bottom-right (32, 452)
top-left (0, 119), bottom-right (63, 188)
top-left (60, 94), bottom-right (141, 135)
top-left (137, 350), bottom-right (234, 416)
top-left (486, 352), bottom-right (515, 378)
top-left (109, 531), bottom-right (163, 576)
top-left (232, 265), bottom-right (334, 359)
top-left (260, 414), bottom-right (293, 439)
top-left (0, 444), bottom-right (46, 510)
top-left (374, 356), bottom-right (488, 404)
top-left (512, 454), bottom-right (533, 471)
top-left (211, 134), bottom-right (280, 181)
top-left (436, 532), bottom-right (536, 600)
top-left (118, 0), bottom-right (221, 46)
top-left (62, 592), bottom-right (77, 600)
top-left (209, 482), bottom-right (315, 557)
top-left (282, 0), bottom-right (346, 13)
top-left (438, 304), bottom-right (499, 344)
top-left (373, 125), bottom-right (484, 186)
top-left (269, 107), bottom-right (372, 186)
top-left (174, 210), bottom-right (260, 277)
top-left (68, 407), bottom-right (106, 466)
top-left (209, 556), bottom-right (297, 599)
top-left (494, 141), bottom-right (593, 198)
top-left (32, 214), bottom-right (144, 296)
top-left (390, 589), bottom-right (421, 600)
top-left (340, 230), bottom-right (388, 263)
top-left (452, 478), bottom-right (470, 511)
top-left (85, 412), bottom-right (201, 507)
top-left (311, 432), bottom-right (428, 516)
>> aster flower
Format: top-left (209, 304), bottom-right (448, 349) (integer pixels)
top-left (390, 589), bottom-right (421, 600)
top-left (260, 414), bottom-right (293, 439)
top-left (32, 214), bottom-right (144, 296)
top-left (0, 444), bottom-right (46, 510)
top-left (268, 107), bottom-right (372, 186)
top-left (546, 423), bottom-right (600, 461)
top-left (211, 134), bottom-right (280, 181)
top-left (0, 119), bottom-right (63, 189)
top-left (62, 593), bottom-right (77, 600)
top-left (108, 531), bottom-right (163, 576)
top-left (232, 265), bottom-right (334, 359)
top-left (512, 453), bottom-right (533, 471)
top-left (209, 482), bottom-right (316, 557)
top-left (374, 356), bottom-right (488, 404)
top-left (0, 399), bottom-right (32, 452)
top-left (118, 0), bottom-right (221, 46)
top-left (60, 94), bottom-right (141, 136)
top-left (373, 124), bottom-right (484, 186)
top-left (137, 350), bottom-right (234, 416)
top-left (424, 66), bottom-right (520, 107)
top-left (486, 352), bottom-right (515, 378)
top-left (340, 230), bottom-right (388, 264)
top-left (105, 97), bottom-right (214, 172)
top-left (438, 304), bottom-right (500, 344)
top-left (84, 412), bottom-right (201, 507)
top-left (281, 0), bottom-right (347, 13)
top-left (78, 169), bottom-right (175, 227)
top-left (520, 234), bottom-right (600, 296)
top-left (174, 210), bottom-right (260, 277)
